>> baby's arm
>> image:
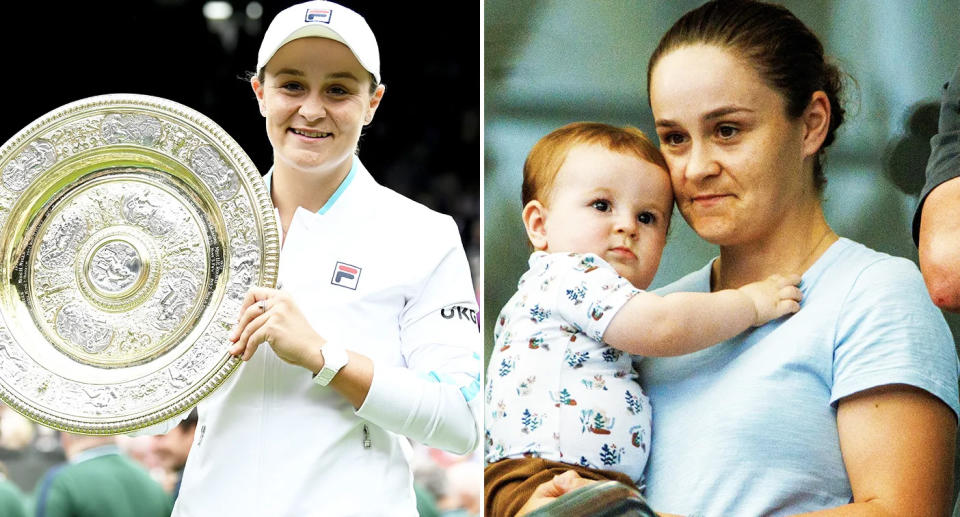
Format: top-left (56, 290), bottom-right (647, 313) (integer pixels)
top-left (603, 274), bottom-right (802, 356)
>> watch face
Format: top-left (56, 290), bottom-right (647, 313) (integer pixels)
top-left (0, 95), bottom-right (279, 434)
top-left (315, 343), bottom-right (347, 385)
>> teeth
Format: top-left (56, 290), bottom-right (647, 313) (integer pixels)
top-left (292, 128), bottom-right (330, 138)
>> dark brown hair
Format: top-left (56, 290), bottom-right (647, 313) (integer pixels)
top-left (648, 0), bottom-right (846, 193)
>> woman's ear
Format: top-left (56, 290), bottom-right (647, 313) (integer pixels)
top-left (801, 91), bottom-right (831, 158)
top-left (364, 84), bottom-right (386, 125)
top-left (251, 77), bottom-right (267, 117)
top-left (522, 200), bottom-right (549, 251)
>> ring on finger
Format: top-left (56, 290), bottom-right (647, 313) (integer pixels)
top-left (258, 300), bottom-right (266, 313)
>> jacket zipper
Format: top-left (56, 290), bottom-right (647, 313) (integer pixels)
top-left (362, 424), bottom-right (371, 449)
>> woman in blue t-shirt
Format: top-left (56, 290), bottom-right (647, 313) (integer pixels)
top-left (517, 1), bottom-right (959, 515)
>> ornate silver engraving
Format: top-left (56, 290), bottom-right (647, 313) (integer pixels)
top-left (88, 241), bottom-right (141, 294)
top-left (191, 146), bottom-right (240, 201)
top-left (227, 244), bottom-right (260, 300)
top-left (115, 329), bottom-right (152, 355)
top-left (81, 385), bottom-right (120, 412)
top-left (0, 94), bottom-right (278, 434)
top-left (37, 214), bottom-right (87, 269)
top-left (0, 332), bottom-right (27, 380)
top-left (2, 140), bottom-right (57, 191)
top-left (55, 303), bottom-right (113, 354)
top-left (101, 113), bottom-right (163, 147)
top-left (153, 270), bottom-right (200, 331)
top-left (31, 181), bottom-right (206, 364)
top-left (121, 192), bottom-right (174, 236)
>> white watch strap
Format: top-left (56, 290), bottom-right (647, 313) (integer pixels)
top-left (314, 341), bottom-right (349, 386)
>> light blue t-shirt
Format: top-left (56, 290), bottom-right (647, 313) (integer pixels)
top-left (639, 238), bottom-right (960, 516)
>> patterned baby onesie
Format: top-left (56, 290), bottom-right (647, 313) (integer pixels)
top-left (485, 252), bottom-right (652, 482)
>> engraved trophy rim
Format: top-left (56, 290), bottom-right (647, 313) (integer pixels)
top-left (0, 94), bottom-right (279, 434)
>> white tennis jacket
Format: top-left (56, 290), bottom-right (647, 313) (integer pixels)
top-left (161, 158), bottom-right (480, 516)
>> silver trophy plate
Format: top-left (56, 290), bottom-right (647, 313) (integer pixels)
top-left (0, 95), bottom-right (278, 434)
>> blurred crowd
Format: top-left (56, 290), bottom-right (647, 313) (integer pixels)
top-left (0, 403), bottom-right (481, 516)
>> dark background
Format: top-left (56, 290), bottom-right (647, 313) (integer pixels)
top-left (1, 0), bottom-right (479, 252)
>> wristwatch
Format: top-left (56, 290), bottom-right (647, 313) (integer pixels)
top-left (313, 341), bottom-right (349, 386)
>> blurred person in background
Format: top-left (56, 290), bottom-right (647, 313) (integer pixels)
top-left (33, 434), bottom-right (171, 517)
top-left (0, 448), bottom-right (28, 517)
top-left (115, 435), bottom-right (171, 493)
top-left (915, 64), bottom-right (960, 312)
top-left (0, 462), bottom-right (27, 517)
top-left (438, 460), bottom-right (482, 517)
top-left (412, 445), bottom-right (482, 517)
top-left (149, 409), bottom-right (198, 501)
top-left (0, 405), bottom-right (35, 452)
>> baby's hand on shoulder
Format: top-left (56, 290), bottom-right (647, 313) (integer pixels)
top-left (738, 273), bottom-right (802, 326)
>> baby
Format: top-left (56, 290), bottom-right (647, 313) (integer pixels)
top-left (484, 122), bottom-right (802, 515)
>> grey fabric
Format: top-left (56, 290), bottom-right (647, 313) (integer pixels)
top-left (525, 481), bottom-right (657, 517)
top-left (913, 64), bottom-right (960, 244)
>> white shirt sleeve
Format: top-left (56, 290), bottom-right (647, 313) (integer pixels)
top-left (355, 217), bottom-right (480, 454)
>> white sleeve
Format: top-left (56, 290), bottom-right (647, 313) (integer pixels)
top-left (355, 217), bottom-right (480, 454)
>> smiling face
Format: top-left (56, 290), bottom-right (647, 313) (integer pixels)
top-left (525, 144), bottom-right (673, 288)
top-left (252, 37), bottom-right (383, 179)
top-left (650, 44), bottom-right (812, 247)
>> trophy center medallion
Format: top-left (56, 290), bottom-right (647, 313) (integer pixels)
top-left (75, 226), bottom-right (159, 313)
top-left (88, 240), bottom-right (143, 297)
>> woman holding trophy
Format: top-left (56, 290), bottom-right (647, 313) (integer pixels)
top-left (165, 2), bottom-right (480, 515)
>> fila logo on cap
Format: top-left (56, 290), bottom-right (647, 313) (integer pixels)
top-left (331, 262), bottom-right (361, 290)
top-left (305, 8), bottom-right (332, 24)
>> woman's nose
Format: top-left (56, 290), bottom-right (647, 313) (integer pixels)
top-left (684, 142), bottom-right (721, 182)
top-left (299, 95), bottom-right (327, 121)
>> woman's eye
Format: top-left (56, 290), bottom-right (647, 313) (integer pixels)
top-left (328, 86), bottom-right (349, 95)
top-left (662, 133), bottom-right (685, 146)
top-left (281, 82), bottom-right (304, 92)
top-left (638, 212), bottom-right (655, 225)
top-left (717, 125), bottom-right (738, 139)
top-left (591, 200), bottom-right (610, 212)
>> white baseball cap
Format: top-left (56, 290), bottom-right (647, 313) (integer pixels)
top-left (256, 1), bottom-right (381, 84)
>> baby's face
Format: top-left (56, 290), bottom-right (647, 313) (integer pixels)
top-left (540, 144), bottom-right (673, 288)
